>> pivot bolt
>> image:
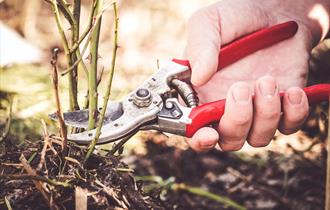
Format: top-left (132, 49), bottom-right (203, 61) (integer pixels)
top-left (133, 88), bottom-right (152, 107)
top-left (136, 88), bottom-right (149, 98)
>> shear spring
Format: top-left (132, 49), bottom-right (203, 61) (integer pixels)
top-left (171, 79), bottom-right (199, 108)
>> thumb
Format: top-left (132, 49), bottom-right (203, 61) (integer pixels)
top-left (185, 6), bottom-right (221, 87)
top-left (185, 0), bottom-right (270, 87)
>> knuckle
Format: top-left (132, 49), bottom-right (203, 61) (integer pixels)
top-left (218, 126), bottom-right (248, 140)
top-left (256, 109), bottom-right (280, 120)
top-left (231, 114), bottom-right (251, 126)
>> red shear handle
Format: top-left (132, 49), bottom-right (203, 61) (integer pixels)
top-left (185, 84), bottom-right (330, 137)
top-left (172, 21), bottom-right (298, 70)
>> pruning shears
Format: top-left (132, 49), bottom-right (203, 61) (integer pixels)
top-left (50, 21), bottom-right (330, 145)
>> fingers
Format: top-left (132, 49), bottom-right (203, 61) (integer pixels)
top-left (188, 78), bottom-right (309, 152)
top-left (218, 82), bottom-right (253, 151)
top-left (247, 76), bottom-right (281, 147)
top-left (189, 127), bottom-right (219, 152)
top-left (279, 87), bottom-right (309, 134)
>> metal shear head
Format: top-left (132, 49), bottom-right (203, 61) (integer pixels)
top-left (50, 61), bottom-right (193, 145)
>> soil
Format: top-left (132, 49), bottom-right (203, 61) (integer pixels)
top-left (0, 139), bottom-right (165, 210)
top-left (133, 140), bottom-right (325, 210)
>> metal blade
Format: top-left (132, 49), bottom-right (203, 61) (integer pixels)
top-left (49, 102), bottom-right (123, 129)
top-left (67, 104), bottom-right (160, 145)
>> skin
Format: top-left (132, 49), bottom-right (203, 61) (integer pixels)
top-left (184, 0), bottom-right (330, 152)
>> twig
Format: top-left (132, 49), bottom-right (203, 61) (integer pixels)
top-left (64, 156), bottom-right (81, 166)
top-left (4, 196), bottom-right (13, 210)
top-left (37, 120), bottom-right (52, 170)
top-left (0, 95), bottom-right (13, 143)
top-left (226, 167), bottom-right (251, 182)
top-left (19, 154), bottom-right (51, 205)
top-left (84, 2), bottom-right (119, 162)
top-left (27, 151), bottom-right (38, 164)
top-left (1, 163), bottom-right (23, 167)
top-left (115, 168), bottom-right (134, 173)
top-left (95, 179), bottom-right (127, 208)
top-left (0, 174), bottom-right (72, 188)
top-left (88, 0), bottom-right (104, 129)
top-left (109, 136), bottom-right (131, 155)
top-left (51, 48), bottom-right (68, 152)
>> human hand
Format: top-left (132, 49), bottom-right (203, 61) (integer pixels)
top-left (184, 0), bottom-right (330, 151)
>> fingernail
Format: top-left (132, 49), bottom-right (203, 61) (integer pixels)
top-left (232, 83), bottom-right (250, 102)
top-left (288, 89), bottom-right (303, 104)
top-left (258, 77), bottom-right (277, 98)
top-left (199, 141), bottom-right (216, 147)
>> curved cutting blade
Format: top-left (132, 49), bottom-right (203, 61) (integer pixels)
top-left (66, 96), bottom-right (162, 145)
top-left (49, 102), bottom-right (123, 129)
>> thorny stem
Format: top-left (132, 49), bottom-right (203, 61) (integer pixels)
top-left (69, 0), bottom-right (82, 111)
top-left (51, 48), bottom-right (68, 152)
top-left (85, 2), bottom-right (119, 163)
top-left (50, 0), bottom-right (79, 111)
top-left (44, 0), bottom-right (74, 26)
top-left (70, 1), bottom-right (98, 54)
top-left (61, 8), bottom-right (109, 77)
top-left (50, 0), bottom-right (69, 55)
top-left (87, 0), bottom-right (104, 130)
top-left (58, 0), bottom-right (76, 25)
top-left (61, 39), bottom-right (90, 76)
